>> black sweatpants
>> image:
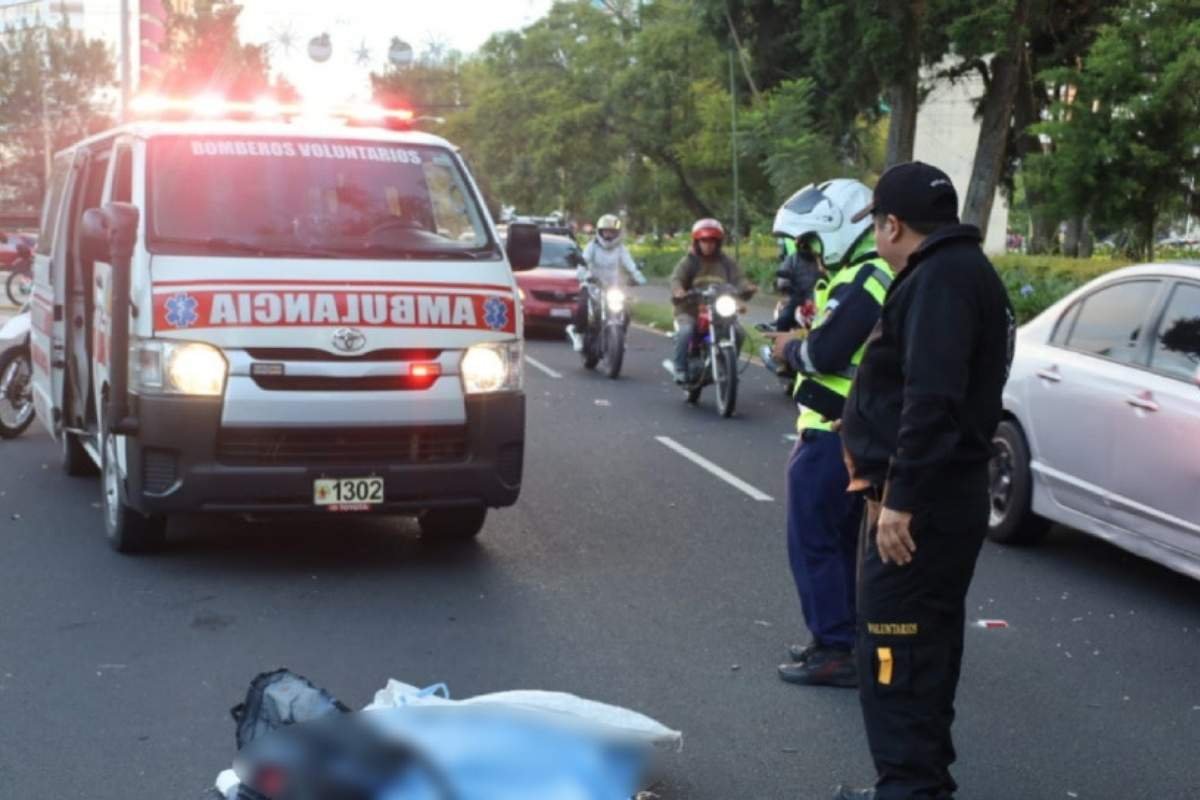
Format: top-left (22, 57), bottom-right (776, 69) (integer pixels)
top-left (856, 469), bottom-right (989, 800)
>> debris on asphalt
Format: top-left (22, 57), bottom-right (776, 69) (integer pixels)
top-left (9, 513), bottom-right (19, 521)
top-left (753, 620), bottom-right (772, 627)
top-left (731, 664), bottom-right (740, 671)
top-left (974, 619), bottom-right (1008, 629)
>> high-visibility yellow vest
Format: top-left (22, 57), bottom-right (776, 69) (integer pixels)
top-left (795, 255), bottom-right (893, 433)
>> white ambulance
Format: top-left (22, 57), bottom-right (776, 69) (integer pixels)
top-left (29, 101), bottom-right (541, 552)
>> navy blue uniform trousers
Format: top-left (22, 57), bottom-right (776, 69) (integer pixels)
top-left (786, 428), bottom-right (863, 651)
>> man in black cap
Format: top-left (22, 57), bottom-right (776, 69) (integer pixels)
top-left (832, 162), bottom-right (1015, 800)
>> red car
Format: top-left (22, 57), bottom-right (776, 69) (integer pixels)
top-left (514, 234), bottom-right (584, 328)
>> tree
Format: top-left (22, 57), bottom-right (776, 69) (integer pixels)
top-left (0, 20), bottom-right (114, 211)
top-left (1028, 0), bottom-right (1200, 260)
top-left (372, 48), bottom-right (469, 113)
top-left (444, 0), bottom-right (761, 230)
top-left (155, 0), bottom-right (270, 98)
top-left (740, 78), bottom-right (842, 198)
top-left (947, 0), bottom-right (1032, 236)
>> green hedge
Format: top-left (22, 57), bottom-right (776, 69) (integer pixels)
top-left (631, 242), bottom-right (1134, 324)
top-left (991, 254), bottom-right (1130, 323)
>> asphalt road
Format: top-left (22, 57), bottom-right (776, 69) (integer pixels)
top-left (1, 324), bottom-right (1198, 799)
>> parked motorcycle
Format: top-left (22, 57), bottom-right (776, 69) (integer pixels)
top-left (665, 285), bottom-right (746, 418)
top-left (0, 304), bottom-right (33, 439)
top-left (4, 242), bottom-right (33, 308)
top-left (575, 277), bottom-right (630, 379)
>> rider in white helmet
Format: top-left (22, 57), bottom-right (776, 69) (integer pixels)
top-left (769, 178), bottom-right (896, 691)
top-left (567, 214), bottom-right (646, 352)
top-left (771, 178), bottom-right (875, 269)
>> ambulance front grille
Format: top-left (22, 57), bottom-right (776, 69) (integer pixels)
top-left (244, 347), bottom-right (442, 362)
top-left (215, 427), bottom-right (469, 467)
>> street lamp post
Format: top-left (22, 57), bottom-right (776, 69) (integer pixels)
top-left (728, 50), bottom-right (740, 261)
top-left (119, 0), bottom-right (131, 121)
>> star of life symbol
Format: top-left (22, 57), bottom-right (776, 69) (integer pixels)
top-left (165, 292), bottom-right (199, 329)
top-left (483, 296), bottom-right (509, 331)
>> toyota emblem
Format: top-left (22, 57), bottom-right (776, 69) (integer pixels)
top-left (332, 327), bottom-right (366, 353)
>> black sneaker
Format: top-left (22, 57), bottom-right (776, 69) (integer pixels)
top-left (831, 787), bottom-right (875, 799)
top-left (777, 647), bottom-right (857, 688)
top-left (787, 641), bottom-right (819, 663)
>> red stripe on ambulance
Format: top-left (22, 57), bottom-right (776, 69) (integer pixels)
top-left (151, 288), bottom-right (516, 333)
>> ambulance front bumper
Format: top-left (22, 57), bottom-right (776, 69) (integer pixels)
top-left (121, 392), bottom-right (525, 514)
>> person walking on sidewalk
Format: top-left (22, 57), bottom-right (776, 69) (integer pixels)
top-left (767, 179), bottom-right (894, 688)
top-left (832, 162), bottom-right (1015, 800)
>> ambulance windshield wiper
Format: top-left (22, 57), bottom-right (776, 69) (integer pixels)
top-left (353, 243), bottom-right (501, 260)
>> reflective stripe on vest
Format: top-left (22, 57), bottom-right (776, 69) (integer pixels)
top-left (794, 257), bottom-right (893, 432)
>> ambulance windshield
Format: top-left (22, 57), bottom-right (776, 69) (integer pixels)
top-left (147, 136), bottom-right (499, 260)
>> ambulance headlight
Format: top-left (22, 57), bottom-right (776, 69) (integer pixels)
top-left (605, 287), bottom-right (626, 313)
top-left (132, 339), bottom-right (228, 397)
top-left (714, 294), bottom-right (738, 318)
top-left (461, 340), bottom-right (522, 394)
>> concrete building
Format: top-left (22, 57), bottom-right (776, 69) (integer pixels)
top-left (0, 0), bottom-right (115, 46)
top-left (914, 64), bottom-right (1010, 254)
top-left (0, 0), bottom-right (189, 118)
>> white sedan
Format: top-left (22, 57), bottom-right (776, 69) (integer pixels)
top-left (989, 262), bottom-right (1200, 580)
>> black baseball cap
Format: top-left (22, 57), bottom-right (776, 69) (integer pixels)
top-left (851, 161), bottom-right (960, 226)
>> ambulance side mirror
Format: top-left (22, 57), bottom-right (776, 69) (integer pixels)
top-left (82, 204), bottom-right (139, 265)
top-left (81, 208), bottom-right (112, 263)
top-left (505, 223), bottom-right (541, 272)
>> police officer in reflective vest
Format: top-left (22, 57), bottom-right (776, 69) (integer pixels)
top-left (768, 179), bottom-right (894, 687)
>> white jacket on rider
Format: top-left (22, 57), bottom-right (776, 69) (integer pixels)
top-left (580, 236), bottom-right (647, 287)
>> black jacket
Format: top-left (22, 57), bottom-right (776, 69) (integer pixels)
top-left (841, 225), bottom-right (1015, 512)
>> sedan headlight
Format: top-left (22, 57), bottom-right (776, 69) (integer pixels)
top-left (605, 287), bottom-right (626, 313)
top-left (714, 294), bottom-right (738, 318)
top-left (132, 339), bottom-right (228, 396)
top-left (461, 340), bottom-right (523, 394)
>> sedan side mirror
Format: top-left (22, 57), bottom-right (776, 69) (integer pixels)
top-left (505, 222), bottom-right (541, 272)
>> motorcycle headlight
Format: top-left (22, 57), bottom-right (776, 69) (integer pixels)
top-left (461, 340), bottom-right (523, 394)
top-left (605, 287), bottom-right (626, 313)
top-left (132, 339), bottom-right (228, 397)
top-left (714, 294), bottom-right (738, 318)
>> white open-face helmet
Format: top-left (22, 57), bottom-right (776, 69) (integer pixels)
top-left (771, 178), bottom-right (873, 266)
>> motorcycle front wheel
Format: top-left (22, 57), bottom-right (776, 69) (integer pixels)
top-left (714, 345), bottom-right (738, 418)
top-left (5, 270), bottom-right (32, 307)
top-left (0, 346), bottom-right (35, 438)
top-left (603, 325), bottom-right (624, 379)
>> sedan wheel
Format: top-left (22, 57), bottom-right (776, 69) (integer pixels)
top-left (986, 420), bottom-right (1050, 545)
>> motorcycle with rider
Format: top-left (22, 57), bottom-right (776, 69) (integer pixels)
top-left (566, 214), bottom-right (647, 378)
top-left (663, 218), bottom-right (756, 418)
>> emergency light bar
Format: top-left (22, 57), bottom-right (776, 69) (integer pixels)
top-left (128, 93), bottom-right (416, 129)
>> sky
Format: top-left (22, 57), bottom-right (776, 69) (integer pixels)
top-left (237, 0), bottom-right (556, 103)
